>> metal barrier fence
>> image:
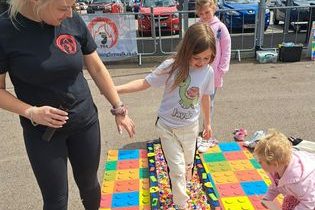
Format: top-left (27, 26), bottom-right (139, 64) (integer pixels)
top-left (80, 1), bottom-right (315, 64)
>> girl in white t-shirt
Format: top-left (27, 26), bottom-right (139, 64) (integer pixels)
top-left (116, 22), bottom-right (216, 209)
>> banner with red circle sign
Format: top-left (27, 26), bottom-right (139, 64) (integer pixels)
top-left (82, 14), bottom-right (138, 61)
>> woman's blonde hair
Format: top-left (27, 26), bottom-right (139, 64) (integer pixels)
top-left (167, 22), bottom-right (216, 90)
top-left (196, 0), bottom-right (217, 11)
top-left (8, 0), bottom-right (50, 22)
top-left (254, 129), bottom-right (292, 167)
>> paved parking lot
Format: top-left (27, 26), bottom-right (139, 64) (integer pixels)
top-left (0, 59), bottom-right (314, 209)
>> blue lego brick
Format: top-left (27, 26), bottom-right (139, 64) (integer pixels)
top-left (219, 142), bottom-right (241, 152)
top-left (240, 181), bottom-right (268, 195)
top-left (118, 150), bottom-right (139, 160)
top-left (112, 192), bottom-right (139, 208)
top-left (203, 153), bottom-right (226, 162)
top-left (250, 158), bottom-right (262, 169)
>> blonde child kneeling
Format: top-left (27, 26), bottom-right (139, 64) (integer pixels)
top-left (254, 130), bottom-right (315, 210)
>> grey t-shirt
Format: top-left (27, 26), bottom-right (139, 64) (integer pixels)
top-left (145, 59), bottom-right (214, 128)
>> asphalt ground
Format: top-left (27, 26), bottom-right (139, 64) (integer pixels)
top-left (0, 58), bottom-right (314, 209)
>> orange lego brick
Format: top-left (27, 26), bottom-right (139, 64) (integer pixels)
top-left (235, 170), bottom-right (262, 182)
top-left (114, 180), bottom-right (139, 192)
top-left (224, 151), bottom-right (247, 161)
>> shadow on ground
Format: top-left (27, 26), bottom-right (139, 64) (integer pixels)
top-left (121, 138), bottom-right (160, 150)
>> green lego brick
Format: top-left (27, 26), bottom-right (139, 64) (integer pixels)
top-left (250, 159), bottom-right (261, 169)
top-left (104, 160), bottom-right (117, 171)
top-left (139, 168), bottom-right (149, 179)
top-left (203, 152), bottom-right (226, 162)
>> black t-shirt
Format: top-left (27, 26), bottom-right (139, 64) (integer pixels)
top-left (0, 11), bottom-right (98, 132)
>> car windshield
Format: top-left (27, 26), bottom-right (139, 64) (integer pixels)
top-left (142, 0), bottom-right (176, 7)
top-left (225, 0), bottom-right (257, 3)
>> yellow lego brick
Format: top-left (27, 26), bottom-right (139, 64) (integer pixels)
top-left (257, 169), bottom-right (272, 186)
top-left (207, 161), bottom-right (232, 173)
top-left (205, 145), bottom-right (221, 153)
top-left (102, 171), bottom-right (116, 182)
top-left (139, 158), bottom-right (148, 168)
top-left (107, 150), bottom-right (118, 161)
top-left (139, 178), bottom-right (150, 190)
top-left (116, 169), bottom-right (139, 180)
top-left (211, 171), bottom-right (238, 184)
top-left (99, 208), bottom-right (111, 210)
top-left (101, 181), bottom-right (114, 194)
top-left (221, 196), bottom-right (254, 210)
top-left (276, 194), bottom-right (284, 204)
top-left (243, 150), bottom-right (254, 159)
top-left (229, 160), bottom-right (254, 171)
top-left (139, 194), bottom-right (150, 206)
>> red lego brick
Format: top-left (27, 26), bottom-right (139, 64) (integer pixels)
top-left (216, 183), bottom-right (244, 197)
top-left (248, 195), bottom-right (268, 210)
top-left (117, 160), bottom-right (139, 170)
top-left (100, 194), bottom-right (112, 208)
top-left (139, 149), bottom-right (147, 158)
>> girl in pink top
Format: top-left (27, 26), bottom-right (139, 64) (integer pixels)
top-left (196, 0), bottom-right (231, 120)
top-left (254, 130), bottom-right (315, 210)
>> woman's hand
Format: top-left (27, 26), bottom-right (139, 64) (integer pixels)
top-left (26, 106), bottom-right (68, 128)
top-left (115, 115), bottom-right (135, 138)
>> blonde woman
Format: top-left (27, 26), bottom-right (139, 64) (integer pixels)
top-left (116, 23), bottom-right (216, 209)
top-left (254, 130), bottom-right (315, 210)
top-left (0, 0), bottom-right (135, 209)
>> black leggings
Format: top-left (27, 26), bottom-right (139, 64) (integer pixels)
top-left (23, 121), bottom-right (101, 210)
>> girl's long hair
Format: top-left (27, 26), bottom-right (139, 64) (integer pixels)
top-left (168, 22), bottom-right (216, 91)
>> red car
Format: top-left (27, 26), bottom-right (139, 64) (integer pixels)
top-left (137, 0), bottom-right (179, 36)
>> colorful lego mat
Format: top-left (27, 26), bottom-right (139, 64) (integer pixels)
top-left (99, 141), bottom-right (283, 209)
top-left (146, 141), bottom-right (219, 209)
top-left (99, 149), bottom-right (150, 210)
top-left (200, 141), bottom-right (283, 210)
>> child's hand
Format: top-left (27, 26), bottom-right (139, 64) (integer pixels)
top-left (202, 126), bottom-right (212, 140)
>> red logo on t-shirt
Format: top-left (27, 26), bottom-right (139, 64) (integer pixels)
top-left (55, 34), bottom-right (77, 54)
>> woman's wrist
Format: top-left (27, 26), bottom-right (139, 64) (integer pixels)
top-left (110, 103), bottom-right (127, 116)
top-left (26, 106), bottom-right (38, 126)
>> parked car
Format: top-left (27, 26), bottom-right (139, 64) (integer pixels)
top-left (273, 0), bottom-right (314, 32)
top-left (218, 0), bottom-right (270, 32)
top-left (75, 2), bottom-right (89, 11)
top-left (137, 0), bottom-right (180, 36)
top-left (126, 0), bottom-right (141, 12)
top-left (87, 0), bottom-right (124, 13)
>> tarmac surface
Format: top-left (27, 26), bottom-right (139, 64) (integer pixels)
top-left (0, 58), bottom-right (314, 209)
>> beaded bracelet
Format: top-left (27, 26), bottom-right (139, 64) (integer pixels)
top-left (29, 106), bottom-right (38, 126)
top-left (110, 104), bottom-right (127, 116)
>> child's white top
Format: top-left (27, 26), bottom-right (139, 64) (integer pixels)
top-left (145, 59), bottom-right (214, 128)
